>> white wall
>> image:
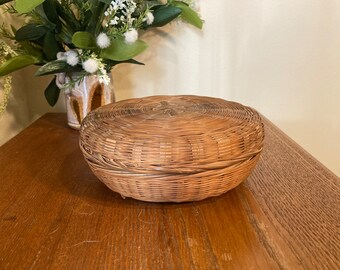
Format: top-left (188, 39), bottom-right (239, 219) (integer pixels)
top-left (1, 0), bottom-right (340, 176)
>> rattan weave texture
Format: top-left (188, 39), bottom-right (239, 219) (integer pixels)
top-left (80, 95), bottom-right (264, 202)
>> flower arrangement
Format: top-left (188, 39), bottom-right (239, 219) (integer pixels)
top-left (0, 0), bottom-right (202, 107)
top-left (0, 41), bottom-right (13, 116)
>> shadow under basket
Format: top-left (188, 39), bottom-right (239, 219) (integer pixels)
top-left (79, 95), bottom-right (265, 203)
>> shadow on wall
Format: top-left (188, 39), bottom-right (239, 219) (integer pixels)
top-left (112, 64), bottom-right (134, 101)
top-left (22, 66), bottom-right (66, 121)
top-left (113, 26), bottom-right (180, 100)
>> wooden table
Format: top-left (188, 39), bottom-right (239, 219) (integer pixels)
top-left (0, 113), bottom-right (339, 270)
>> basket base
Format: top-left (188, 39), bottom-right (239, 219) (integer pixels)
top-left (87, 154), bottom-right (260, 203)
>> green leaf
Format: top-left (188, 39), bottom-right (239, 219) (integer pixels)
top-left (0, 55), bottom-right (40, 76)
top-left (19, 41), bottom-right (44, 59)
top-left (43, 0), bottom-right (61, 32)
top-left (149, 4), bottom-right (163, 11)
top-left (44, 78), bottom-right (60, 106)
top-left (43, 32), bottom-right (62, 61)
top-left (101, 38), bottom-right (148, 61)
top-left (15, 0), bottom-right (45, 13)
top-left (86, 2), bottom-right (107, 35)
top-left (151, 6), bottom-right (182, 27)
top-left (173, 1), bottom-right (203, 29)
top-left (79, 10), bottom-right (92, 31)
top-left (72, 32), bottom-right (96, 49)
top-left (35, 60), bottom-right (74, 76)
top-left (43, 0), bottom-right (58, 23)
top-left (0, 0), bottom-right (12, 5)
top-left (57, 28), bottom-right (73, 45)
top-left (98, 0), bottom-right (111, 4)
top-left (126, 59), bottom-right (145, 65)
top-left (104, 59), bottom-right (145, 67)
top-left (15, 24), bottom-right (48, 41)
top-left (56, 3), bottom-right (79, 30)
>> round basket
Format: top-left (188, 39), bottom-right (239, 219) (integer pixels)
top-left (79, 95), bottom-right (264, 202)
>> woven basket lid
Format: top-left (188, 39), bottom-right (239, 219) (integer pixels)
top-left (80, 95), bottom-right (264, 174)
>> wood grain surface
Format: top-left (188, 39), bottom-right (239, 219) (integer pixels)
top-left (0, 113), bottom-right (339, 270)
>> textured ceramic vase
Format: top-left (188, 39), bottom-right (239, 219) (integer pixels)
top-left (56, 73), bottom-right (115, 130)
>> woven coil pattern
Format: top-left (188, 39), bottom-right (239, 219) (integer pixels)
top-left (80, 95), bottom-right (264, 202)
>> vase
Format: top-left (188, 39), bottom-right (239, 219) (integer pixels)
top-left (56, 73), bottom-right (115, 130)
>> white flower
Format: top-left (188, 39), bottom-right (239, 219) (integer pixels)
top-left (127, 0), bottom-right (136, 13)
top-left (65, 50), bottom-right (79, 66)
top-left (111, 0), bottom-right (126, 10)
top-left (96, 33), bottom-right (111, 49)
top-left (144, 11), bottom-right (154, 25)
top-left (127, 15), bottom-right (135, 26)
top-left (56, 52), bottom-right (66, 60)
top-left (110, 17), bottom-right (119, 25)
top-left (99, 74), bottom-right (111, 85)
top-left (124, 28), bottom-right (138, 44)
top-left (82, 58), bottom-right (99, 73)
top-left (55, 73), bottom-right (66, 89)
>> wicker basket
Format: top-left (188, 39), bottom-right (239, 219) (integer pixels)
top-left (79, 95), bottom-right (264, 202)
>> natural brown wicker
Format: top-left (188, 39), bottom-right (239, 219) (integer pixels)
top-left (79, 95), bottom-right (264, 202)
